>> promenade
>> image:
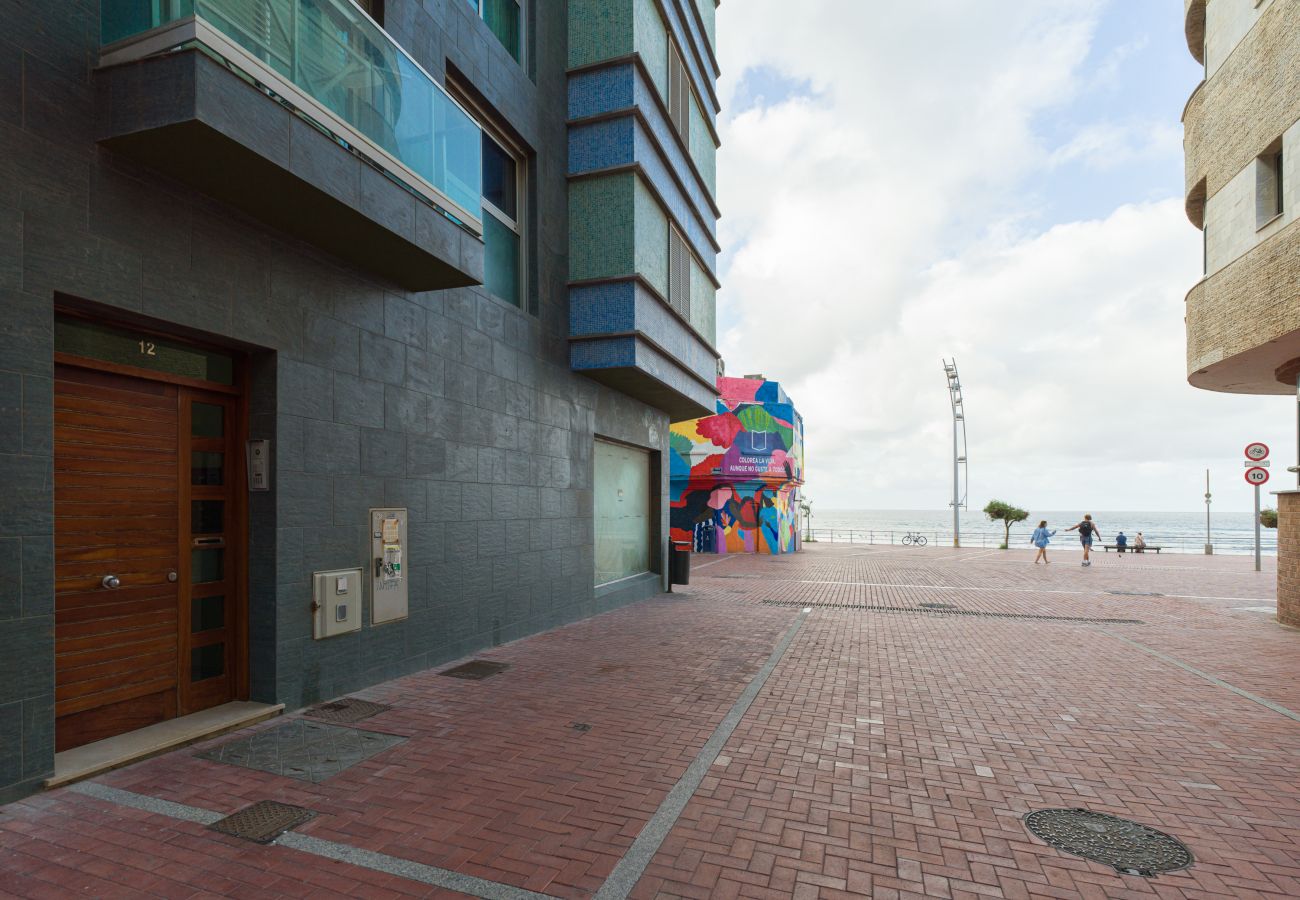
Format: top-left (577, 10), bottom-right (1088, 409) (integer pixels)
top-left (2, 545), bottom-right (1296, 899)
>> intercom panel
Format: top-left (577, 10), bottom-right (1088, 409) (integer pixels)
top-left (370, 508), bottom-right (409, 625)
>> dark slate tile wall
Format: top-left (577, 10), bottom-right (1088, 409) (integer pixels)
top-left (0, 0), bottom-right (669, 801)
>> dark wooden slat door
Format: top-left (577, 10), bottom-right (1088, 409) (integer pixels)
top-left (54, 365), bottom-right (181, 751)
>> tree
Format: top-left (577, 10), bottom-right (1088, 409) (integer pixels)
top-left (1261, 507), bottom-right (1278, 529)
top-left (984, 500), bottom-right (1029, 548)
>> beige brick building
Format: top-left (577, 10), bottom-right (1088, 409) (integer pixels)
top-left (1182, 0), bottom-right (1300, 625)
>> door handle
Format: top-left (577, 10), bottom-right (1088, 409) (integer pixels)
top-left (101, 575), bottom-right (121, 590)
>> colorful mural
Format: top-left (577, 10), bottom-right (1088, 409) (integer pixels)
top-left (670, 376), bottom-right (806, 555)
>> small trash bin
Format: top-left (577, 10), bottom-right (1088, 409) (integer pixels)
top-left (669, 541), bottom-right (692, 585)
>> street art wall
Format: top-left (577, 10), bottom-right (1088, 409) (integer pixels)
top-left (670, 376), bottom-right (806, 555)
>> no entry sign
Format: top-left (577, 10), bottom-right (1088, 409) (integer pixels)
top-left (1245, 442), bottom-right (1269, 461)
top-left (1245, 466), bottom-right (1270, 486)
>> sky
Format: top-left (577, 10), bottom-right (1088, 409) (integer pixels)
top-left (711, 0), bottom-right (1295, 513)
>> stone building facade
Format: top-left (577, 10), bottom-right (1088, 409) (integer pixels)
top-left (1182, 0), bottom-right (1300, 393)
top-left (0, 0), bottom-right (721, 801)
top-left (1181, 0), bottom-right (1299, 626)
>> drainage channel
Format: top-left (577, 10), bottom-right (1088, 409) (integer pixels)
top-left (760, 600), bottom-right (1143, 625)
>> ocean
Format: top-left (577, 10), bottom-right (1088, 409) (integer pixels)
top-left (808, 509), bottom-right (1277, 555)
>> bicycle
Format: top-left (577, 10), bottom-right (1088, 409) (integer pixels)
top-left (901, 532), bottom-right (928, 546)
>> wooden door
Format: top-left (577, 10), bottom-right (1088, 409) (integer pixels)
top-left (54, 365), bottom-right (182, 751)
top-left (53, 367), bottom-right (244, 751)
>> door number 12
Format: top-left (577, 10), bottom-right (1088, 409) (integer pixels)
top-left (138, 340), bottom-right (157, 356)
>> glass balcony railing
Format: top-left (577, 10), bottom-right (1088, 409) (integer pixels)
top-left (101, 0), bottom-right (482, 225)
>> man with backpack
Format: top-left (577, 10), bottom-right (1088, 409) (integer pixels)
top-left (1066, 514), bottom-right (1103, 567)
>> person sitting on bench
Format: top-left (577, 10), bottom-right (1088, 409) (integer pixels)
top-left (1133, 532), bottom-right (1146, 553)
top-left (1116, 532), bottom-right (1128, 555)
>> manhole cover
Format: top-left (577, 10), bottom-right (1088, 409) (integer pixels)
top-left (209, 800), bottom-right (315, 844)
top-left (1023, 808), bottom-right (1193, 876)
top-left (918, 602), bottom-right (959, 610)
top-left (196, 720), bottom-right (406, 782)
top-left (439, 659), bottom-right (510, 680)
top-left (303, 698), bottom-right (391, 724)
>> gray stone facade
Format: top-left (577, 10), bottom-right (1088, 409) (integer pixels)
top-left (0, 0), bottom-right (674, 802)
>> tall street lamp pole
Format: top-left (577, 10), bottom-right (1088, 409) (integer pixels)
top-left (1204, 469), bottom-right (1213, 555)
top-left (943, 360), bottom-right (968, 548)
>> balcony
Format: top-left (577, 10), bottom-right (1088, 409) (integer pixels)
top-left (96, 0), bottom-right (484, 291)
top-left (1186, 217), bottom-right (1300, 394)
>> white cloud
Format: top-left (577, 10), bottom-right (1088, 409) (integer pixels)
top-left (712, 1), bottom-right (1292, 512)
top-left (1047, 120), bottom-right (1183, 170)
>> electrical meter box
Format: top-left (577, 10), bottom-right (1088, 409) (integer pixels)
top-left (313, 568), bottom-right (362, 639)
top-left (370, 508), bottom-right (409, 625)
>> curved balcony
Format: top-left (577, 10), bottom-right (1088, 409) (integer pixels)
top-left (1179, 0), bottom-right (1300, 212)
top-left (1181, 78), bottom-right (1207, 212)
top-left (1187, 218), bottom-right (1300, 394)
top-left (1185, 177), bottom-right (1206, 230)
top-left (1184, 0), bottom-right (1206, 65)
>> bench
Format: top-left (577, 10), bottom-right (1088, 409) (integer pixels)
top-left (1101, 544), bottom-right (1161, 554)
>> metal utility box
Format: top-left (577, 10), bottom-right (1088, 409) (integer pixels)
top-left (313, 568), bottom-right (363, 639)
top-left (370, 508), bottom-right (409, 625)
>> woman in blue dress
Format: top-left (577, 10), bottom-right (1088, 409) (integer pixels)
top-left (1030, 520), bottom-right (1056, 564)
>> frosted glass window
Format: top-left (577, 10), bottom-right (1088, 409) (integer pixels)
top-left (595, 441), bottom-right (652, 585)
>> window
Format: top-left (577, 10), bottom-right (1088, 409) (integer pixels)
top-left (667, 42), bottom-right (690, 142)
top-left (1257, 144), bottom-right (1284, 228)
top-left (354, 0), bottom-right (383, 26)
top-left (482, 130), bottom-right (524, 308)
top-left (445, 73), bottom-right (531, 312)
top-left (668, 226), bottom-right (691, 321)
top-left (594, 440), bottom-right (653, 586)
top-left (466, 0), bottom-right (523, 63)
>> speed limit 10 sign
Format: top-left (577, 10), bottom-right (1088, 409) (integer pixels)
top-left (1245, 466), bottom-right (1270, 486)
top-left (1245, 442), bottom-right (1269, 461)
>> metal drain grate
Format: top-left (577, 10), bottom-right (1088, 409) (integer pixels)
top-left (1106, 591), bottom-right (1163, 597)
top-left (439, 659), bottom-right (510, 680)
top-left (759, 600), bottom-right (1143, 625)
top-left (1024, 808), bottom-right (1193, 876)
top-left (919, 602), bottom-right (960, 610)
top-left (209, 800), bottom-right (315, 844)
top-left (303, 698), bottom-right (391, 724)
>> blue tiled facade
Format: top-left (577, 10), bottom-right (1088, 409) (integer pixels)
top-left (567, 64), bottom-right (719, 270)
top-left (567, 0), bottom-right (721, 421)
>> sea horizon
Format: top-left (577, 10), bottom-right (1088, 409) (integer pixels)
top-left (805, 508), bottom-right (1277, 555)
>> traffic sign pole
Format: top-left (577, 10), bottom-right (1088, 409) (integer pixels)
top-left (1255, 483), bottom-right (1262, 572)
top-left (1244, 443), bottom-right (1269, 573)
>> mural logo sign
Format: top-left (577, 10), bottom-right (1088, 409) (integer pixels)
top-left (669, 377), bottom-right (805, 555)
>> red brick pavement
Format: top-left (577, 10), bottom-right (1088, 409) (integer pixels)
top-left (1, 544), bottom-right (1296, 899)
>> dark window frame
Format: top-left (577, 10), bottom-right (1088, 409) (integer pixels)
top-left (445, 72), bottom-right (533, 314)
top-left (465, 0), bottom-right (525, 66)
